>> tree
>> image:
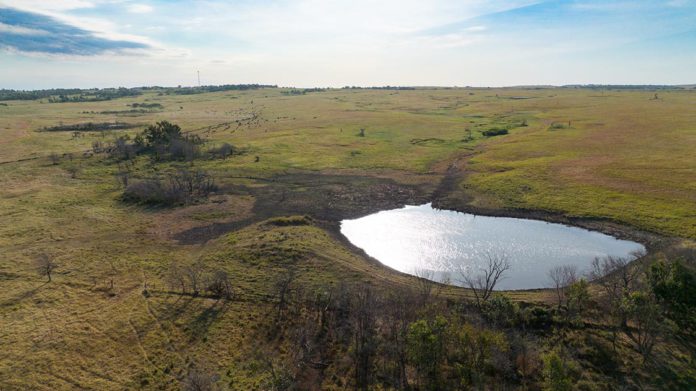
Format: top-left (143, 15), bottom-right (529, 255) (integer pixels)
top-left (35, 253), bottom-right (57, 282)
top-left (458, 252), bottom-right (511, 310)
top-left (588, 252), bottom-right (644, 329)
top-left (141, 120), bottom-right (182, 146)
top-left (273, 268), bottom-right (297, 321)
top-left (184, 262), bottom-right (204, 296)
top-left (547, 265), bottom-right (578, 310)
top-left (623, 291), bottom-right (661, 361)
top-left (206, 270), bottom-right (233, 299)
top-left (413, 268), bottom-right (436, 304)
top-left (565, 279), bottom-right (590, 320)
top-left (48, 152), bottom-right (60, 165)
top-left (65, 165), bottom-right (80, 179)
top-left (649, 259), bottom-right (696, 333)
top-left (183, 367), bottom-right (219, 391)
top-left (449, 322), bottom-right (509, 388)
top-left (351, 285), bottom-right (378, 390)
top-left (382, 287), bottom-right (415, 390)
top-left (407, 316), bottom-right (448, 390)
top-left (541, 351), bottom-right (574, 391)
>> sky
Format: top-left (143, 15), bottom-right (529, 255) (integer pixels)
top-left (0, 0), bottom-right (695, 89)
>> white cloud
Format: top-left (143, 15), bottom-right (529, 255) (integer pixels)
top-left (127, 4), bottom-right (153, 14)
top-left (0, 0), bottom-right (96, 11)
top-left (0, 21), bottom-right (49, 35)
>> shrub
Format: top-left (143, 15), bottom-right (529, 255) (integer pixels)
top-left (266, 216), bottom-right (312, 227)
top-left (109, 136), bottom-right (139, 160)
top-left (482, 294), bottom-right (519, 327)
top-left (482, 128), bottom-right (508, 137)
top-left (649, 260), bottom-right (696, 333)
top-left (566, 279), bottom-right (590, 320)
top-left (206, 270), bottom-right (234, 299)
top-left (123, 169), bottom-right (216, 206)
top-left (541, 351), bottom-right (574, 391)
top-left (522, 306), bottom-right (553, 329)
top-left (168, 137), bottom-right (200, 161)
top-left (123, 180), bottom-right (166, 204)
top-left (141, 120), bottom-right (182, 146)
top-left (208, 143), bottom-right (235, 159)
top-left (48, 152), bottom-right (60, 165)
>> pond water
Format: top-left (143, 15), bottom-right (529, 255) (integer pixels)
top-left (340, 203), bottom-right (645, 290)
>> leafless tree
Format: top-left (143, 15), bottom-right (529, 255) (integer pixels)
top-left (167, 262), bottom-right (187, 294)
top-left (183, 367), bottom-right (219, 391)
top-left (588, 250), bottom-right (646, 349)
top-left (167, 169), bottom-right (216, 204)
top-left (92, 140), bottom-right (104, 153)
top-left (413, 268), bottom-right (436, 304)
top-left (35, 253), bottom-right (57, 282)
top-left (547, 265), bottom-right (578, 310)
top-left (351, 285), bottom-right (378, 390)
top-left (206, 270), bottom-right (234, 299)
top-left (48, 152), bottom-right (60, 165)
top-left (458, 252), bottom-right (511, 310)
top-left (588, 251), bottom-right (645, 323)
top-left (383, 287), bottom-right (416, 390)
top-left (273, 268), bottom-right (297, 321)
top-left (184, 262), bottom-right (205, 296)
top-left (65, 165), bottom-right (79, 179)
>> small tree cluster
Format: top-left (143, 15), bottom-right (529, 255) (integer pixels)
top-left (167, 261), bottom-right (233, 299)
top-left (123, 169), bottom-right (216, 205)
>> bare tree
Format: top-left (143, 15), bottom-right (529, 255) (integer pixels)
top-left (206, 270), bottom-right (234, 299)
top-left (48, 152), bottom-right (60, 165)
top-left (383, 287), bottom-right (416, 390)
top-left (458, 252), bottom-right (511, 310)
top-left (273, 268), bottom-right (297, 321)
top-left (65, 165), bottom-right (80, 179)
top-left (413, 268), bottom-right (436, 304)
top-left (588, 251), bottom-right (645, 326)
top-left (351, 285), bottom-right (378, 391)
top-left (184, 262), bottom-right (205, 296)
top-left (547, 265), bottom-right (578, 310)
top-left (183, 367), bottom-right (219, 391)
top-left (166, 262), bottom-right (187, 294)
top-left (588, 251), bottom-right (646, 349)
top-left (35, 253), bottom-right (57, 282)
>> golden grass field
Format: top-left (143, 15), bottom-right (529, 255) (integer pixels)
top-left (0, 87), bottom-right (694, 389)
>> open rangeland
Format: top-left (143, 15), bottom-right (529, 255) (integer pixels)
top-left (0, 87), bottom-right (694, 390)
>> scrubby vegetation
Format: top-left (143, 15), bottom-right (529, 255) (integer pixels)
top-left (0, 87), bottom-right (141, 101)
top-left (123, 169), bottom-right (217, 205)
top-left (42, 121), bottom-right (139, 132)
top-left (481, 128), bottom-right (509, 137)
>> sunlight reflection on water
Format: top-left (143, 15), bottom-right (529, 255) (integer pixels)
top-left (340, 203), bottom-right (645, 290)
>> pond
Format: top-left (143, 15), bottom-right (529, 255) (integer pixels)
top-left (340, 203), bottom-right (645, 290)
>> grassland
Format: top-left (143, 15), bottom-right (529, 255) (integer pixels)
top-left (0, 87), bottom-right (694, 389)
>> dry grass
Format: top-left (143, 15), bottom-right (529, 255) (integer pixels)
top-left (1, 87), bottom-right (694, 389)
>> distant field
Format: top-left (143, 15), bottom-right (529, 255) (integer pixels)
top-left (1, 87), bottom-right (694, 389)
top-left (2, 87), bottom-right (694, 236)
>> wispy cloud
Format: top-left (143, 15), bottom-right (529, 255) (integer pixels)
top-left (127, 4), bottom-right (153, 14)
top-left (0, 7), bottom-right (148, 55)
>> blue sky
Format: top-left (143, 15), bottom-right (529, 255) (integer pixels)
top-left (0, 0), bottom-right (695, 89)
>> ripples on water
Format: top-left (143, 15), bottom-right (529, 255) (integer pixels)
top-left (340, 203), bottom-right (645, 290)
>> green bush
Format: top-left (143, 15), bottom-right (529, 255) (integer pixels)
top-left (541, 351), bottom-right (575, 391)
top-left (481, 128), bottom-right (509, 137)
top-left (482, 294), bottom-right (519, 327)
top-left (522, 306), bottom-right (553, 329)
